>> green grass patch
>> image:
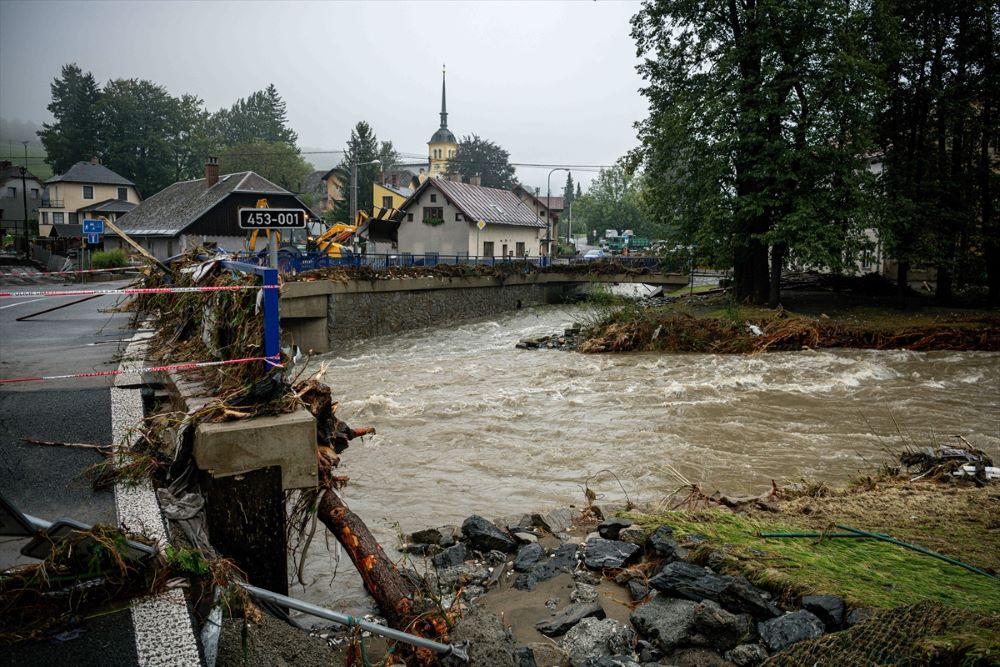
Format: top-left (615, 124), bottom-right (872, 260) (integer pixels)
top-left (624, 509), bottom-right (1000, 614)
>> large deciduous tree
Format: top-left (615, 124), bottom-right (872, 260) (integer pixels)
top-left (873, 0), bottom-right (997, 302)
top-left (573, 164), bottom-right (655, 239)
top-left (38, 64), bottom-right (102, 174)
top-left (220, 140), bottom-right (312, 193)
top-left (445, 134), bottom-right (517, 189)
top-left (631, 0), bottom-right (877, 305)
top-left (211, 83), bottom-right (298, 147)
top-left (97, 78), bottom-right (187, 196)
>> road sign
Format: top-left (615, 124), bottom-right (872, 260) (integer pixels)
top-left (86, 233), bottom-right (101, 245)
top-left (239, 208), bottom-right (306, 230)
top-left (82, 218), bottom-right (104, 234)
top-left (477, 220), bottom-right (486, 230)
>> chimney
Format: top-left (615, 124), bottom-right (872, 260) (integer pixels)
top-left (90, 156), bottom-right (101, 165)
top-left (469, 174), bottom-right (481, 187)
top-left (205, 156), bottom-right (219, 187)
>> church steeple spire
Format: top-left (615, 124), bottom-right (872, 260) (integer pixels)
top-left (440, 65), bottom-right (448, 129)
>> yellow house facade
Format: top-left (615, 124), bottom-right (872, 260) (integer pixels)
top-left (373, 182), bottom-right (410, 214)
top-left (38, 159), bottom-right (140, 226)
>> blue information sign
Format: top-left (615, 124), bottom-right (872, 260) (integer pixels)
top-left (82, 218), bottom-right (104, 234)
top-left (86, 233), bottom-right (101, 245)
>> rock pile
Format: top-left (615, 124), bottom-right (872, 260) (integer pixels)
top-left (516, 324), bottom-right (582, 350)
top-left (403, 511), bottom-right (856, 666)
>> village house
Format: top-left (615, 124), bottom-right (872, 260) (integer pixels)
top-left (37, 158), bottom-right (139, 233)
top-left (0, 161), bottom-right (45, 244)
top-left (384, 176), bottom-right (546, 258)
top-left (109, 157), bottom-right (312, 260)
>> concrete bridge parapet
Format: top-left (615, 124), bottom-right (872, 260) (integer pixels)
top-left (279, 271), bottom-right (689, 353)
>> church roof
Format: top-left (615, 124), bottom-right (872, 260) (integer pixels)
top-left (428, 67), bottom-right (457, 145)
top-left (429, 127), bottom-right (457, 144)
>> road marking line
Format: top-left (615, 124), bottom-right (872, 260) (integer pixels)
top-left (0, 297), bottom-right (49, 310)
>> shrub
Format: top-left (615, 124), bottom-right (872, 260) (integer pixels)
top-left (90, 249), bottom-right (128, 269)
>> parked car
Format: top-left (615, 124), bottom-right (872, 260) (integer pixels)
top-left (584, 248), bottom-right (607, 260)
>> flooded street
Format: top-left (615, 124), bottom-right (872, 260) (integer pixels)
top-left (299, 304), bottom-right (999, 609)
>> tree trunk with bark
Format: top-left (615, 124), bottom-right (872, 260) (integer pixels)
top-left (768, 242), bottom-right (786, 308)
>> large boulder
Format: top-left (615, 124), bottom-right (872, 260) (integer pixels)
top-left (649, 562), bottom-right (776, 619)
top-left (432, 542), bottom-right (467, 569)
top-left (514, 543), bottom-right (544, 572)
top-left (724, 643), bottom-right (769, 667)
top-left (560, 617), bottom-right (636, 667)
top-left (583, 537), bottom-right (641, 570)
top-left (533, 508), bottom-right (581, 535)
top-left (536, 602), bottom-right (606, 637)
top-left (629, 596), bottom-right (698, 652)
top-left (597, 517), bottom-right (633, 540)
top-left (757, 610), bottom-right (825, 653)
top-left (801, 594), bottom-right (845, 630)
top-left (409, 525), bottom-right (459, 547)
top-left (462, 514), bottom-right (518, 553)
top-left (691, 600), bottom-right (754, 651)
top-left (618, 525), bottom-right (646, 545)
top-left (514, 542), bottom-right (579, 591)
top-left (648, 525), bottom-right (688, 561)
top-left (449, 606), bottom-right (517, 666)
top-left (667, 647), bottom-right (734, 666)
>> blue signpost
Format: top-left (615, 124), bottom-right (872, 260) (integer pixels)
top-left (83, 219), bottom-right (103, 247)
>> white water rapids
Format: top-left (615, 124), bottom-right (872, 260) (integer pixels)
top-left (296, 304), bottom-right (999, 611)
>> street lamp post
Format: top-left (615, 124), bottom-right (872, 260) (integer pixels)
top-left (350, 158), bottom-right (382, 226)
top-left (547, 167), bottom-right (569, 262)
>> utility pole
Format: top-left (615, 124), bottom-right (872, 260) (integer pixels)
top-left (19, 141), bottom-right (29, 259)
top-left (547, 167), bottom-right (568, 262)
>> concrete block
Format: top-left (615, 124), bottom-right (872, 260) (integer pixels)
top-left (193, 408), bottom-right (317, 490)
top-left (280, 293), bottom-right (328, 318)
top-left (282, 316), bottom-right (329, 354)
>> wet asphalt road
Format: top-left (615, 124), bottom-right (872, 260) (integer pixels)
top-left (0, 276), bottom-right (141, 665)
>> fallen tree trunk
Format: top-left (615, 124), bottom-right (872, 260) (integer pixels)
top-left (317, 486), bottom-right (419, 630)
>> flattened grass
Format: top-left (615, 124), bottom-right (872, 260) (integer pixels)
top-left (624, 505), bottom-right (1000, 614)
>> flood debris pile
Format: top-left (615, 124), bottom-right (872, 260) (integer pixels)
top-left (286, 258), bottom-right (666, 284)
top-left (0, 523), bottom-right (243, 645)
top-left (579, 305), bottom-right (1000, 353)
top-left (516, 324), bottom-right (582, 350)
top-left (398, 460), bottom-right (998, 666)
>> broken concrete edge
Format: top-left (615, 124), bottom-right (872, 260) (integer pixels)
top-left (162, 367), bottom-right (319, 491)
top-left (113, 330), bottom-right (202, 666)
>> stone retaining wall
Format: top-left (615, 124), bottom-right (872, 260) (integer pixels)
top-left (327, 282), bottom-right (569, 342)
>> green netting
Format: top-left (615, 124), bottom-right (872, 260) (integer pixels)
top-left (765, 601), bottom-right (999, 666)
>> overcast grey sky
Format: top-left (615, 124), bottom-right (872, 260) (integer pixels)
top-left (0, 0), bottom-right (647, 190)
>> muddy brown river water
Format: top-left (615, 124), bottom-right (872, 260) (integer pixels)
top-left (298, 304), bottom-right (999, 611)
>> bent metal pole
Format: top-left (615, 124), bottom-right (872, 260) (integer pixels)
top-left (239, 583), bottom-right (470, 661)
top-left (19, 511), bottom-right (469, 661)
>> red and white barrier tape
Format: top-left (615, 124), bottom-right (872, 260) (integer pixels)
top-left (0, 354), bottom-right (282, 384)
top-left (0, 266), bottom-right (142, 277)
top-left (0, 284), bottom-right (279, 299)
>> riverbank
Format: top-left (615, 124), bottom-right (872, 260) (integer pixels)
top-left (578, 289), bottom-right (1000, 353)
top-left (394, 450), bottom-right (998, 665)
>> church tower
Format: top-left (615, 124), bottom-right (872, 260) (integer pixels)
top-left (427, 66), bottom-right (458, 177)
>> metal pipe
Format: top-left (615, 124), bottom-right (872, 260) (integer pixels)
top-left (239, 583), bottom-right (469, 661)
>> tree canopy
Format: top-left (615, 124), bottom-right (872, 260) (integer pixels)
top-left (38, 64), bottom-right (101, 175)
top-left (445, 134), bottom-right (517, 189)
top-left (329, 121), bottom-right (384, 223)
top-left (572, 165), bottom-right (657, 240)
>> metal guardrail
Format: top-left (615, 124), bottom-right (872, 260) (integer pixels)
top-left (227, 251), bottom-right (691, 276)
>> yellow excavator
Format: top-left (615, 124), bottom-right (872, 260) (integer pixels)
top-left (308, 205), bottom-right (404, 257)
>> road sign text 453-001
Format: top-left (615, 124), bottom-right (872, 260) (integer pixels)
top-left (238, 208), bottom-right (306, 230)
